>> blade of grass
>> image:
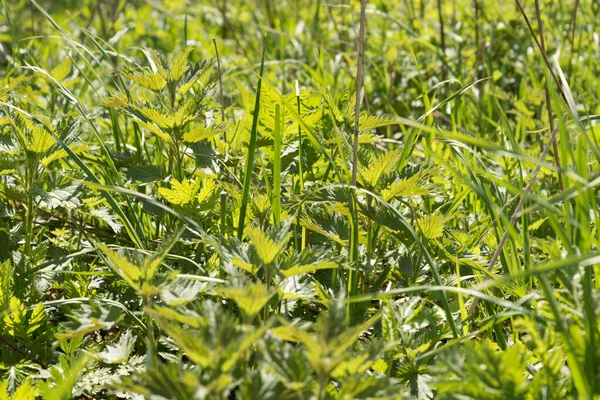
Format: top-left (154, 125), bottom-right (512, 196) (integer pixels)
top-left (237, 39), bottom-right (266, 239)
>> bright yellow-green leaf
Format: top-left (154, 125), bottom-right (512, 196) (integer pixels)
top-left (371, 359), bottom-right (388, 374)
top-left (50, 58), bottom-right (71, 82)
top-left (357, 114), bottom-right (398, 131)
top-left (30, 127), bottom-right (55, 153)
top-left (197, 179), bottom-right (216, 204)
top-left (169, 46), bottom-right (192, 81)
top-left (158, 179), bottom-right (200, 205)
top-left (381, 174), bottom-right (428, 201)
top-left (183, 125), bottom-right (218, 143)
top-left (27, 303), bottom-right (46, 334)
top-left (281, 261), bottom-right (338, 278)
top-left (416, 214), bottom-right (446, 239)
top-left (124, 71), bottom-right (166, 91)
top-left (8, 381), bottom-right (38, 400)
top-left (232, 257), bottom-right (258, 275)
top-left (7, 297), bottom-right (26, 325)
top-left (218, 282), bottom-right (275, 319)
top-left (358, 150), bottom-right (401, 188)
top-left (97, 244), bottom-right (142, 290)
top-left (135, 119), bottom-right (171, 141)
top-left (246, 226), bottom-right (290, 265)
top-left (40, 143), bottom-right (90, 166)
top-left (331, 353), bottom-right (371, 379)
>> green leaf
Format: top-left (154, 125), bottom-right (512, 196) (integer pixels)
top-left (218, 282), bottom-right (275, 319)
top-left (158, 179), bottom-right (200, 205)
top-left (124, 71), bottom-right (166, 91)
top-left (97, 330), bottom-right (136, 364)
top-left (246, 226), bottom-right (290, 265)
top-left (57, 303), bottom-right (124, 340)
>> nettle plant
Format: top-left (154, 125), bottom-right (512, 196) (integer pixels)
top-left (107, 46), bottom-right (222, 224)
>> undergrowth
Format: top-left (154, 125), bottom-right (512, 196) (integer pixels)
top-left (1, 0), bottom-right (600, 399)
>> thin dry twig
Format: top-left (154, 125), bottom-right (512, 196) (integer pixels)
top-left (0, 334), bottom-right (48, 368)
top-left (437, 0), bottom-right (447, 80)
top-left (468, 0), bottom-right (574, 317)
top-left (468, 123), bottom-right (560, 316)
top-left (351, 0), bottom-right (367, 187)
top-left (535, 0), bottom-right (563, 190)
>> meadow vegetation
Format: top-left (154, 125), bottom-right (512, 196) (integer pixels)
top-left (0, 0), bottom-right (599, 398)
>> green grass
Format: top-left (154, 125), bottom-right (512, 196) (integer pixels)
top-left (0, 0), bottom-right (599, 399)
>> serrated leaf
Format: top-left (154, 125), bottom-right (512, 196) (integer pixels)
top-left (246, 226), bottom-right (291, 265)
top-left (416, 215), bottom-right (445, 239)
top-left (97, 244), bottom-right (142, 290)
top-left (98, 330), bottom-right (136, 364)
top-left (158, 179), bottom-right (200, 205)
top-left (280, 261), bottom-right (338, 278)
top-left (29, 126), bottom-right (55, 153)
top-left (124, 71), bottom-right (166, 91)
top-left (36, 184), bottom-right (81, 210)
top-left (27, 303), bottom-right (46, 334)
top-left (217, 282), bottom-right (275, 319)
top-left (358, 150), bottom-right (401, 188)
top-left (57, 304), bottom-right (124, 340)
top-left (90, 207), bottom-right (123, 233)
top-left (357, 114), bottom-right (398, 131)
top-left (169, 46), bottom-right (192, 81)
top-left (50, 58), bottom-right (71, 82)
top-left (371, 359), bottom-right (388, 374)
top-left (381, 174), bottom-right (428, 201)
top-left (197, 179), bottom-right (216, 204)
top-left (135, 119), bottom-right (170, 141)
top-left (182, 125), bottom-right (218, 143)
top-left (40, 143), bottom-right (90, 166)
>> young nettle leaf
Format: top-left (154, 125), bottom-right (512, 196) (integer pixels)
top-left (3, 298), bottom-right (46, 338)
top-left (89, 207), bottom-right (123, 233)
top-left (381, 173), bottom-right (429, 201)
top-left (436, 340), bottom-right (530, 399)
top-left (158, 179), bottom-right (200, 206)
top-left (123, 71), bottom-right (167, 92)
top-left (160, 278), bottom-right (207, 306)
top-left (416, 214), bottom-right (446, 240)
top-left (57, 303), bottom-right (124, 340)
top-left (148, 301), bottom-right (269, 373)
top-left (35, 184), bottom-right (81, 210)
top-left (49, 57), bottom-right (71, 82)
top-left (97, 330), bottom-right (137, 364)
top-left (37, 355), bottom-right (89, 400)
top-left (40, 143), bottom-right (90, 167)
top-left (97, 228), bottom-right (183, 295)
top-left (28, 127), bottom-right (54, 154)
top-left (182, 124), bottom-right (218, 144)
top-left (0, 379), bottom-right (38, 400)
top-left (246, 226), bottom-right (291, 265)
top-left (358, 149), bottom-right (402, 189)
top-left (217, 282), bottom-right (275, 320)
top-left (97, 244), bottom-right (143, 291)
top-left (279, 245), bottom-right (345, 279)
top-left (168, 47), bottom-right (193, 82)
